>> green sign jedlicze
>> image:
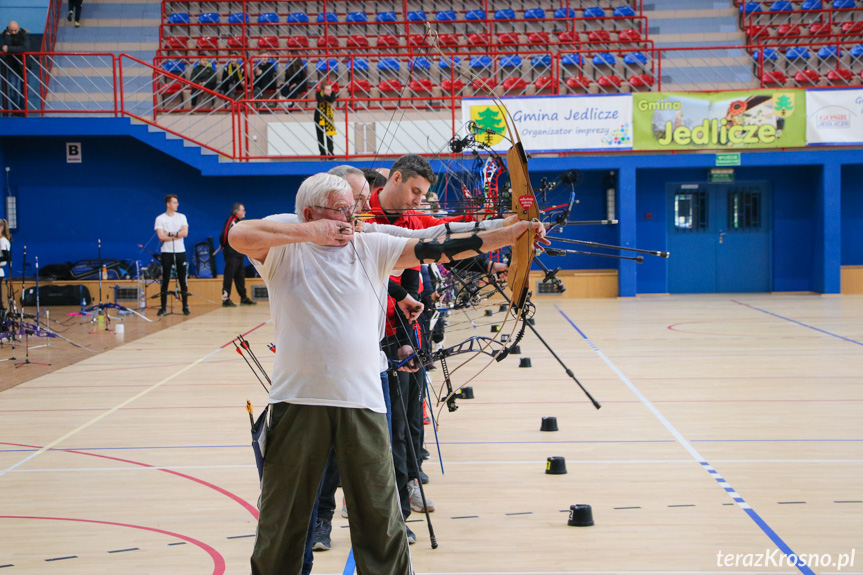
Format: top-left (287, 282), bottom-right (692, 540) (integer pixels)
top-left (633, 90), bottom-right (805, 151)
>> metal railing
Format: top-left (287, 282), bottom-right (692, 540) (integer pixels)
top-left (2, 41), bottom-right (861, 159)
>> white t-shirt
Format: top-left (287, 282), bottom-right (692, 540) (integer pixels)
top-left (0, 237), bottom-right (9, 278)
top-left (155, 212), bottom-right (189, 253)
top-left (251, 214), bottom-right (408, 412)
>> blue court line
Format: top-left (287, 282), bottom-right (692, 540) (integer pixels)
top-left (3, 438), bottom-right (862, 454)
top-left (342, 548), bottom-right (356, 575)
top-left (557, 306), bottom-right (816, 575)
top-left (733, 299), bottom-right (863, 347)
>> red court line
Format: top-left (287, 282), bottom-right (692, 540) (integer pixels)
top-left (0, 442), bottom-right (258, 519)
top-left (0, 515), bottom-right (226, 575)
top-left (220, 322), bottom-right (268, 349)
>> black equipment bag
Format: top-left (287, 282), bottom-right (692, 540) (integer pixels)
top-left (22, 284), bottom-right (92, 306)
top-left (195, 237), bottom-right (216, 279)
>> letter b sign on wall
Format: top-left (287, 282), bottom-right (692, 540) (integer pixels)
top-left (66, 142), bottom-right (82, 163)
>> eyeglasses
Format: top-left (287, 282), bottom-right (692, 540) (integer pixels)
top-left (313, 205), bottom-right (354, 219)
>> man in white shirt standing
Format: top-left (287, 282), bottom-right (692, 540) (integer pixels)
top-left (230, 173), bottom-right (545, 575)
top-left (154, 194), bottom-right (190, 316)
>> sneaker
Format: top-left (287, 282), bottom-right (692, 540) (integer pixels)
top-left (405, 525), bottom-right (416, 545)
top-left (341, 497), bottom-right (348, 519)
top-left (240, 297), bottom-right (257, 305)
top-left (67, 10), bottom-right (72, 21)
top-left (182, 307), bottom-right (190, 316)
top-left (74, 21), bottom-right (80, 27)
top-left (419, 469), bottom-right (429, 485)
top-left (311, 519), bottom-right (331, 551)
top-left (420, 447), bottom-right (430, 460)
top-left (408, 479), bottom-right (434, 513)
top-left (222, 299), bottom-right (237, 307)
top-left (156, 308), bottom-right (166, 317)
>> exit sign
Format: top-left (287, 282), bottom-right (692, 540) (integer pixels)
top-left (715, 153), bottom-right (740, 167)
top-left (710, 168), bottom-right (735, 182)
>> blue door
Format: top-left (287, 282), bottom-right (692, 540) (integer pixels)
top-left (667, 182), bottom-right (772, 293)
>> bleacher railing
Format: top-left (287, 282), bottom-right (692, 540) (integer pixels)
top-left (2, 42), bottom-right (861, 159)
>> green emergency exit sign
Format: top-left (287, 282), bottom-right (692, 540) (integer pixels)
top-left (715, 153), bottom-right (741, 167)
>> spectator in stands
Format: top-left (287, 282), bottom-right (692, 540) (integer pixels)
top-left (190, 53), bottom-right (218, 109)
top-left (219, 203), bottom-right (256, 307)
top-left (314, 82), bottom-right (338, 156)
top-left (280, 57), bottom-right (307, 110)
top-left (1, 21), bottom-right (30, 115)
top-left (67, 0), bottom-right (83, 27)
top-left (219, 56), bottom-right (244, 102)
top-left (253, 52), bottom-right (277, 106)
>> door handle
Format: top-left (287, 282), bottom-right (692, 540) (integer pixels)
top-left (718, 232), bottom-right (725, 244)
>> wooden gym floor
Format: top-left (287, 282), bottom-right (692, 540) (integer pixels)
top-left (0, 294), bottom-right (861, 575)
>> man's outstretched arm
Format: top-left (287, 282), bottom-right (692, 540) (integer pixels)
top-left (229, 218), bottom-right (354, 262)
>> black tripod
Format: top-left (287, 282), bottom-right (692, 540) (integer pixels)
top-left (84, 239), bottom-right (152, 329)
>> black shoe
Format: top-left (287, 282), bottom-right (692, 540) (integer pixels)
top-left (182, 307), bottom-right (190, 316)
top-left (405, 525), bottom-right (416, 545)
top-left (420, 447), bottom-right (430, 460)
top-left (419, 469), bottom-right (429, 485)
top-left (67, 10), bottom-right (72, 21)
top-left (222, 299), bottom-right (237, 307)
top-left (156, 308), bottom-right (166, 316)
top-left (311, 519), bottom-right (331, 551)
top-left (240, 297), bottom-right (257, 305)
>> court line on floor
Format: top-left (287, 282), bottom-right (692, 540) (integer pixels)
top-left (0, 322), bottom-right (269, 481)
top-left (556, 306), bottom-right (816, 575)
top-left (731, 300), bottom-right (863, 347)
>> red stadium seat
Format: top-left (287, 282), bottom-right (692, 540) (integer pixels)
top-left (745, 25), bottom-right (770, 39)
top-left (467, 33), bottom-right (490, 46)
top-left (347, 35), bottom-right (369, 47)
top-left (629, 74), bottom-right (655, 87)
top-left (793, 70), bottom-right (821, 84)
top-left (441, 79), bottom-right (465, 92)
top-left (498, 33), bottom-right (520, 45)
top-left (827, 68), bottom-right (854, 82)
top-left (226, 36), bottom-right (247, 49)
top-left (285, 36), bottom-right (310, 48)
top-left (196, 36), bottom-right (219, 50)
top-left (165, 37), bottom-right (188, 50)
top-left (841, 21), bottom-right (863, 34)
top-left (317, 36), bottom-right (339, 48)
top-left (565, 76), bottom-right (592, 90)
top-left (761, 70), bottom-right (788, 84)
top-left (377, 34), bottom-right (399, 47)
top-left (408, 34), bottom-right (427, 46)
top-left (256, 36), bottom-right (279, 49)
top-left (346, 80), bottom-right (371, 93)
top-left (159, 81), bottom-right (184, 95)
top-left (558, 30), bottom-right (579, 43)
top-left (502, 77), bottom-right (528, 91)
top-left (597, 75), bottom-right (623, 88)
top-left (588, 30), bottom-right (612, 43)
top-left (528, 32), bottom-right (550, 44)
top-left (809, 22), bottom-right (831, 35)
top-left (378, 79), bottom-right (403, 92)
top-left (471, 77), bottom-right (498, 91)
top-left (534, 76), bottom-right (559, 91)
top-left (618, 29), bottom-right (642, 42)
top-left (439, 34), bottom-right (460, 47)
top-left (776, 24), bottom-right (802, 37)
top-left (410, 79), bottom-right (435, 93)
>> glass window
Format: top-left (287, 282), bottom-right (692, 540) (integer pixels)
top-left (674, 190), bottom-right (708, 231)
top-left (728, 188), bottom-right (761, 230)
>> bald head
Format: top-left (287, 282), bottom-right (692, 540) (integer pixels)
top-left (7, 21), bottom-right (20, 33)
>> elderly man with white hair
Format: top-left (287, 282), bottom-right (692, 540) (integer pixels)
top-left (230, 173), bottom-right (545, 575)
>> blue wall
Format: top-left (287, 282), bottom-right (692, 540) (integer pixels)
top-left (1, 122), bottom-right (861, 294)
top-left (842, 164), bottom-right (863, 266)
top-left (1, 136), bottom-right (305, 276)
top-left (0, 1), bottom-right (48, 35)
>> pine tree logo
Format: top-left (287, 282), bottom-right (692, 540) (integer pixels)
top-left (470, 106), bottom-right (507, 146)
top-left (773, 93), bottom-right (795, 118)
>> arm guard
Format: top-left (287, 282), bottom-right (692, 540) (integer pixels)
top-left (414, 234), bottom-right (483, 265)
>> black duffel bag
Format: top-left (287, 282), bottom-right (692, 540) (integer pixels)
top-left (21, 285), bottom-right (92, 306)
